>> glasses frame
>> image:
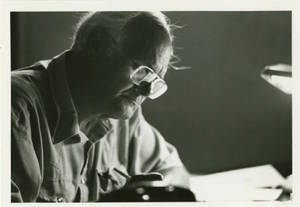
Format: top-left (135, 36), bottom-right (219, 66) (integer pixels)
top-left (130, 65), bottom-right (168, 99)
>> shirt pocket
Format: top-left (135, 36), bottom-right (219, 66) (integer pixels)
top-left (39, 162), bottom-right (62, 202)
top-left (43, 161), bottom-right (60, 181)
top-left (97, 164), bottom-right (129, 195)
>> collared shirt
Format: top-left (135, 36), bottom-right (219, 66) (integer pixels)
top-left (11, 51), bottom-right (183, 202)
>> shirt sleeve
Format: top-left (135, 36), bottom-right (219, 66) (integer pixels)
top-left (11, 85), bottom-right (42, 202)
top-left (128, 107), bottom-right (183, 175)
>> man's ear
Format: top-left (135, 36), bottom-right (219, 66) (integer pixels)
top-left (87, 26), bottom-right (112, 58)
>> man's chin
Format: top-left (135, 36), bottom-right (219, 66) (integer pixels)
top-left (109, 103), bottom-right (139, 120)
top-left (111, 110), bottom-right (136, 120)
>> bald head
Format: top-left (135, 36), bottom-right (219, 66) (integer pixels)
top-left (71, 12), bottom-right (174, 70)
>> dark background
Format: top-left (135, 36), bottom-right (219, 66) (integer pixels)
top-left (11, 12), bottom-right (292, 176)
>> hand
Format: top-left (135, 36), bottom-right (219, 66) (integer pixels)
top-left (129, 172), bottom-right (163, 182)
top-left (126, 172), bottom-right (165, 188)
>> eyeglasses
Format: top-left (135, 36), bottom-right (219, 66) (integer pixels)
top-left (130, 65), bottom-right (168, 99)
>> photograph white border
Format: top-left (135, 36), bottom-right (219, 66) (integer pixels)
top-left (1, 0), bottom-right (299, 207)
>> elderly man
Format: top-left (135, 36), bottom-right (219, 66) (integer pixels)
top-left (11, 11), bottom-right (190, 202)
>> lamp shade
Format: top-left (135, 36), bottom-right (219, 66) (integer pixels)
top-left (261, 64), bottom-right (292, 94)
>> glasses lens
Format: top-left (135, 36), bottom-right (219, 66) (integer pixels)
top-left (148, 79), bottom-right (168, 99)
top-left (131, 65), bottom-right (168, 99)
top-left (131, 66), bottom-right (155, 85)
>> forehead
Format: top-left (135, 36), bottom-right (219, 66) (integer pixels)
top-left (119, 14), bottom-right (173, 77)
top-left (131, 45), bottom-right (173, 77)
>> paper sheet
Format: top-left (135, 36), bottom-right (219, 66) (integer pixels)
top-left (190, 164), bottom-right (285, 201)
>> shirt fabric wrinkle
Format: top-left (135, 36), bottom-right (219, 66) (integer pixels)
top-left (11, 50), bottom-right (184, 202)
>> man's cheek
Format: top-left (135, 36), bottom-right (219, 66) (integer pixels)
top-left (112, 80), bottom-right (133, 94)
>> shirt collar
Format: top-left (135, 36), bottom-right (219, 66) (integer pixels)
top-left (43, 50), bottom-right (112, 144)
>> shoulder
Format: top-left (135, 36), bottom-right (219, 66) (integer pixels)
top-left (12, 65), bottom-right (48, 103)
top-left (11, 65), bottom-right (49, 118)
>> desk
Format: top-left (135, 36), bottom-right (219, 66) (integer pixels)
top-left (189, 165), bottom-right (290, 201)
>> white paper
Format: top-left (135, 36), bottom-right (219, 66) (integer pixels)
top-left (190, 164), bottom-right (285, 201)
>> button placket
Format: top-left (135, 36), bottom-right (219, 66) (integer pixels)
top-left (79, 141), bottom-right (93, 184)
top-left (78, 141), bottom-right (93, 202)
top-left (81, 177), bottom-right (86, 184)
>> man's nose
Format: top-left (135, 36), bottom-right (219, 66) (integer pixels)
top-left (136, 81), bottom-right (152, 97)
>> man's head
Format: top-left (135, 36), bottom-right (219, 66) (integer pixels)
top-left (69, 12), bottom-right (174, 120)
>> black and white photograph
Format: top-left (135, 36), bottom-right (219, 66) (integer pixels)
top-left (2, 2), bottom-right (296, 205)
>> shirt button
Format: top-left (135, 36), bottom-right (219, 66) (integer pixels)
top-left (57, 197), bottom-right (64, 202)
top-left (81, 177), bottom-right (86, 184)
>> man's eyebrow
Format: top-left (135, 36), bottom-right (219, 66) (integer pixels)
top-left (132, 57), bottom-right (166, 78)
